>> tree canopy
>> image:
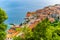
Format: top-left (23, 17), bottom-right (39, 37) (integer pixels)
top-left (13, 18), bottom-right (60, 40)
top-left (0, 8), bottom-right (8, 40)
top-left (0, 8), bottom-right (7, 23)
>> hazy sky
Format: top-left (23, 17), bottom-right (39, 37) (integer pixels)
top-left (0, 0), bottom-right (60, 24)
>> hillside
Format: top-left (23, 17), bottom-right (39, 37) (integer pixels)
top-left (6, 4), bottom-right (60, 40)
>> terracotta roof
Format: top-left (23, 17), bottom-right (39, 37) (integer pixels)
top-left (49, 18), bottom-right (55, 22)
top-left (29, 20), bottom-right (39, 29)
top-left (7, 29), bottom-right (16, 33)
top-left (26, 12), bottom-right (32, 17)
top-left (7, 31), bottom-right (19, 38)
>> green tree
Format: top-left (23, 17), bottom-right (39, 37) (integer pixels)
top-left (13, 18), bottom-right (60, 40)
top-left (13, 36), bottom-right (25, 40)
top-left (24, 19), bottom-right (60, 40)
top-left (0, 8), bottom-right (8, 40)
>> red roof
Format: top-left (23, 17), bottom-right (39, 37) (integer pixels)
top-left (29, 20), bottom-right (39, 29)
top-left (49, 18), bottom-right (55, 22)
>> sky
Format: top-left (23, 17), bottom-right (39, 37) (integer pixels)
top-left (0, 0), bottom-right (60, 24)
